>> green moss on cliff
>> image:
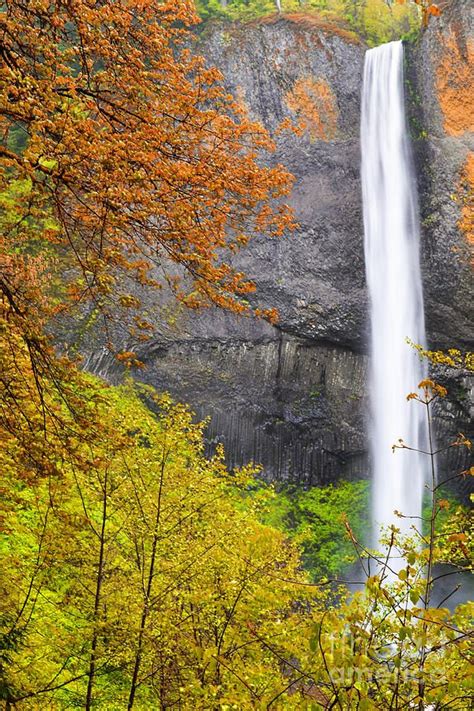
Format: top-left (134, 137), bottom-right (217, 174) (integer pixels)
top-left (244, 479), bottom-right (370, 579)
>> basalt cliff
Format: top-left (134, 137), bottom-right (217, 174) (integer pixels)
top-left (79, 2), bottom-right (473, 488)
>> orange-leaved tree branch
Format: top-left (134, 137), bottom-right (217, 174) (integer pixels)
top-left (0, 0), bottom-right (295, 459)
top-left (0, 0), bottom-right (294, 334)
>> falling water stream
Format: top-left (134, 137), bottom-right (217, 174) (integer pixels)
top-left (361, 41), bottom-right (428, 566)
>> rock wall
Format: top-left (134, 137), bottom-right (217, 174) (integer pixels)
top-left (81, 15), bottom-right (371, 484)
top-left (193, 15), bottom-right (368, 348)
top-left (407, 0), bottom-right (473, 489)
top-left (81, 8), bottom-right (472, 489)
top-left (407, 0), bottom-right (473, 349)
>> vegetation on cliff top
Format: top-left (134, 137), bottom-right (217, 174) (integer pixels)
top-left (196, 0), bottom-right (424, 45)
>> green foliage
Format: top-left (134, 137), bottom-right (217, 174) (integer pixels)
top-left (0, 374), bottom-right (327, 709)
top-left (6, 123), bottom-right (28, 155)
top-left (0, 178), bottom-right (59, 251)
top-left (1, 330), bottom-right (472, 710)
top-left (305, 568), bottom-right (473, 708)
top-left (421, 485), bottom-right (468, 537)
top-left (250, 479), bottom-right (370, 578)
top-left (196, 0), bottom-right (421, 47)
top-left (197, 0), bottom-right (275, 22)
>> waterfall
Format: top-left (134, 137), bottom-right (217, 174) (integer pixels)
top-left (361, 41), bottom-right (428, 564)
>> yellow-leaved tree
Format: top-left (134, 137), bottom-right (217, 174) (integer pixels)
top-left (1, 366), bottom-right (332, 709)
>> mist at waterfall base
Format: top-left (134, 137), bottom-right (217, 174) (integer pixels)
top-left (361, 40), bottom-right (428, 571)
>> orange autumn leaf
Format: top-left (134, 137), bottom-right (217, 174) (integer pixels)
top-left (427, 4), bottom-right (442, 17)
top-left (1, 0), bottom-right (295, 342)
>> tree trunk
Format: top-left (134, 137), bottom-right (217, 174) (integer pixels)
top-left (85, 472), bottom-right (108, 711)
top-left (127, 443), bottom-right (167, 709)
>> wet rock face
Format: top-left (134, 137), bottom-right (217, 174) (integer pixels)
top-left (81, 10), bottom-right (472, 488)
top-left (406, 0), bottom-right (473, 486)
top-left (92, 334), bottom-right (368, 484)
top-left (83, 17), bottom-right (371, 485)
top-left (194, 17), bottom-right (368, 347)
top-left (407, 0), bottom-right (473, 353)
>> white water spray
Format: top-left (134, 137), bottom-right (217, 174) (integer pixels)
top-left (361, 41), bottom-right (428, 562)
